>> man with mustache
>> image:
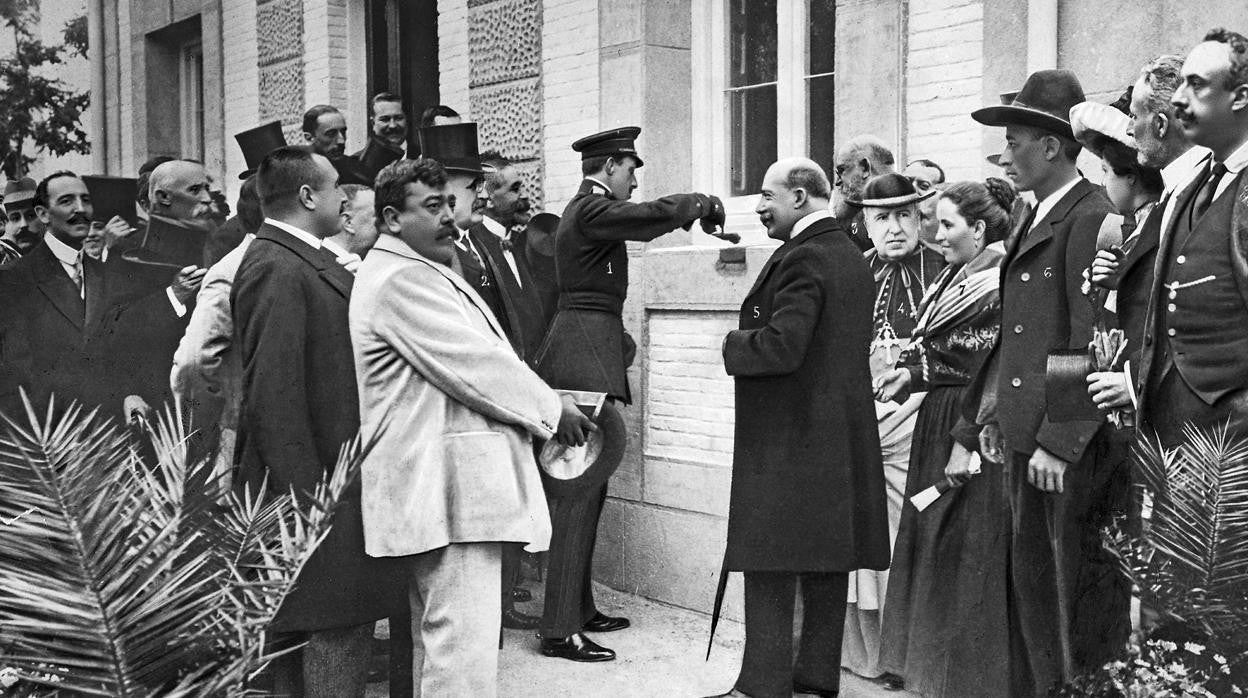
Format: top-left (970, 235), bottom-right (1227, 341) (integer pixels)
top-left (0, 171), bottom-right (198, 422)
top-left (1135, 28), bottom-right (1248, 447)
top-left (303, 103), bottom-right (373, 186)
top-left (832, 135), bottom-right (896, 251)
top-left (1, 178), bottom-right (45, 264)
top-left (350, 93), bottom-right (407, 184)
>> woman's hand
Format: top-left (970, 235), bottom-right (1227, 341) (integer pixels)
top-left (1089, 248), bottom-right (1125, 289)
top-left (945, 442), bottom-right (980, 487)
top-left (873, 368), bottom-right (912, 404)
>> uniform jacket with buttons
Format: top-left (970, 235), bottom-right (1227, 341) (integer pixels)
top-left (350, 234), bottom-right (559, 558)
top-left (1137, 171), bottom-right (1248, 420)
top-left (956, 178), bottom-right (1112, 461)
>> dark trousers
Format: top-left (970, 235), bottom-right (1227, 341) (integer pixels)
top-left (387, 608), bottom-right (414, 698)
top-left (540, 483), bottom-right (607, 638)
top-left (1145, 366), bottom-right (1248, 448)
top-left (734, 571), bottom-right (848, 698)
top-left (1007, 438), bottom-right (1131, 696)
top-left (502, 542), bottom-right (522, 610)
top-left (267, 623), bottom-right (374, 697)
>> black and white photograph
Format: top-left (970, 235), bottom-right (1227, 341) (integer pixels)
top-left (1, 0), bottom-right (1247, 696)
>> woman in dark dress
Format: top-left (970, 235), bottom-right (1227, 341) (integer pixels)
top-left (872, 178), bottom-right (1016, 698)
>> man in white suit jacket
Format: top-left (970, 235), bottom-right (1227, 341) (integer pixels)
top-left (350, 158), bottom-right (592, 696)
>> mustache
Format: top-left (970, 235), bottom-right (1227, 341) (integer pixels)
top-left (66, 213), bottom-right (90, 225)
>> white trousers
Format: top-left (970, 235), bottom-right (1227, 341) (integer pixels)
top-left (410, 541), bottom-right (503, 698)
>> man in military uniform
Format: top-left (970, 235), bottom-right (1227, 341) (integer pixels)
top-left (533, 126), bottom-right (725, 662)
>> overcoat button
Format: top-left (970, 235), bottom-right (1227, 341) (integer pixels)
top-left (1011, 378), bottom-right (1022, 388)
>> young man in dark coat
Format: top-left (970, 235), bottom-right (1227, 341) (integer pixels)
top-left (959, 70), bottom-right (1121, 695)
top-left (707, 157), bottom-right (889, 698)
top-left (232, 146), bottom-right (406, 696)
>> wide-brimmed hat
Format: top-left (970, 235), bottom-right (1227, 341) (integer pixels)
top-left (82, 175), bottom-right (139, 227)
top-left (2, 177), bottom-right (37, 211)
top-left (845, 173), bottom-right (935, 209)
top-left (417, 122), bottom-right (483, 176)
top-left (525, 211), bottom-right (560, 258)
top-left (1069, 90), bottom-right (1136, 157)
top-left (235, 121), bottom-right (287, 180)
top-left (533, 395), bottom-right (625, 498)
top-left (121, 214), bottom-right (207, 268)
top-left (972, 70), bottom-right (1086, 140)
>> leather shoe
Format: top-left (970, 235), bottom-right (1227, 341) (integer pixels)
top-left (539, 632), bottom-right (616, 662)
top-left (701, 689), bottom-right (752, 698)
top-left (501, 608), bottom-right (541, 630)
top-left (876, 673), bottom-right (905, 691)
top-left (793, 680), bottom-right (838, 697)
top-left (583, 611), bottom-right (630, 632)
top-left (511, 586), bottom-right (532, 603)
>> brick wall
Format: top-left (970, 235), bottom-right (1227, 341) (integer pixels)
top-left (221, 0), bottom-right (260, 201)
top-left (540, 0), bottom-right (599, 215)
top-left (303, 0), bottom-right (350, 110)
top-left (438, 0), bottom-right (471, 117)
top-left (904, 0), bottom-right (985, 181)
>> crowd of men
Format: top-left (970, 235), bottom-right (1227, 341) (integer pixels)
top-left (0, 21), bottom-right (1246, 698)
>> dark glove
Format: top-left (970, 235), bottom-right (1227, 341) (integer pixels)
top-left (699, 195), bottom-right (726, 235)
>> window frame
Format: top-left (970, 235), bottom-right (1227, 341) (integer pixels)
top-left (691, 0), bottom-right (823, 244)
top-left (178, 39), bottom-right (205, 163)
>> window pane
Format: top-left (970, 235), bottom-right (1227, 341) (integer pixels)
top-left (808, 0), bottom-right (835, 76)
top-left (729, 0), bottom-right (776, 87)
top-left (807, 74), bottom-right (835, 176)
top-left (729, 84), bottom-right (777, 197)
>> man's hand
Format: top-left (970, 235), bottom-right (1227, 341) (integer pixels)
top-left (1028, 447), bottom-right (1070, 493)
top-left (945, 442), bottom-right (980, 487)
top-left (978, 422), bottom-right (1005, 464)
top-left (555, 395), bottom-right (598, 447)
top-left (1089, 248), bottom-right (1125, 289)
top-left (1087, 371), bottom-right (1132, 411)
top-left (873, 368), bottom-right (911, 404)
top-left (103, 215), bottom-right (135, 249)
top-left (123, 394), bottom-right (153, 426)
top-left (170, 265), bottom-right (207, 306)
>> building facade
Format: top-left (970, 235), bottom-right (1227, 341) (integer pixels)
top-left (88, 0), bottom-right (1244, 619)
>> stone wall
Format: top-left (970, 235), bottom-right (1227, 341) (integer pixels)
top-left (540, 0), bottom-right (599, 214)
top-left (221, 0), bottom-right (259, 198)
top-left (256, 0), bottom-right (305, 145)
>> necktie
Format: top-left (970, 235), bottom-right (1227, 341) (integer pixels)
top-left (1192, 162), bottom-right (1227, 225)
top-left (72, 252), bottom-right (84, 299)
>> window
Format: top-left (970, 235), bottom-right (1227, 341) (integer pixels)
top-left (179, 40), bottom-right (204, 162)
top-left (691, 0), bottom-right (836, 241)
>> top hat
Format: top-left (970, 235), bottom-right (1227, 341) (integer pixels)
top-left (572, 126), bottom-right (644, 167)
top-left (845, 173), bottom-right (935, 209)
top-left (121, 214), bottom-right (207, 269)
top-left (417, 123), bottom-right (483, 176)
top-left (82, 175), bottom-right (140, 227)
top-left (533, 395), bottom-right (626, 498)
top-left (972, 70), bottom-right (1087, 140)
top-left (358, 138), bottom-right (404, 180)
top-left (1069, 91), bottom-right (1136, 157)
top-left (235, 121), bottom-right (287, 180)
top-left (2, 177), bottom-right (37, 211)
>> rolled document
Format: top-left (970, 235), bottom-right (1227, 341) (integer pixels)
top-left (909, 452), bottom-right (982, 512)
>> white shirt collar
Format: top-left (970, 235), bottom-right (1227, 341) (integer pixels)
top-left (264, 218), bottom-right (322, 250)
top-left (1029, 176), bottom-right (1082, 231)
top-left (1219, 138), bottom-right (1248, 176)
top-left (321, 238), bottom-right (349, 258)
top-left (1161, 145), bottom-right (1212, 193)
top-left (584, 176), bottom-right (612, 195)
top-left (43, 233), bottom-right (81, 266)
top-left (790, 210), bottom-right (833, 239)
top-left (480, 215), bottom-right (507, 239)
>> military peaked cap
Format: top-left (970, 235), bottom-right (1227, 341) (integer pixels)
top-left (572, 126), bottom-right (644, 167)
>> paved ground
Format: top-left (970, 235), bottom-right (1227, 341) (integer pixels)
top-left (368, 579), bottom-right (919, 697)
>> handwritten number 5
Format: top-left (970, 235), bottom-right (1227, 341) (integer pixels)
top-left (752, 306), bottom-right (760, 318)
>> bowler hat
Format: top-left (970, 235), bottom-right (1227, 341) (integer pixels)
top-left (845, 172), bottom-right (935, 209)
top-left (534, 395), bottom-right (626, 498)
top-left (417, 123), bottom-right (483, 176)
top-left (1069, 89), bottom-right (1136, 157)
top-left (358, 138), bottom-right (403, 180)
top-left (972, 70), bottom-right (1086, 140)
top-left (82, 175), bottom-right (139, 227)
top-left (2, 177), bottom-right (36, 210)
top-left (235, 121), bottom-right (287, 180)
top-left (121, 214), bottom-right (207, 269)
top-left (572, 126), bottom-right (645, 167)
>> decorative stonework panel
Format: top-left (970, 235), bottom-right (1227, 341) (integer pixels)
top-left (468, 0), bottom-right (542, 87)
top-left (513, 159), bottom-right (546, 212)
top-left (257, 0), bottom-right (305, 142)
top-left (257, 0), bottom-right (304, 66)
top-left (471, 78), bottom-right (542, 161)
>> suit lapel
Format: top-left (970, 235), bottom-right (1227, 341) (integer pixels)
top-left (82, 256), bottom-right (108, 336)
top-left (257, 223), bottom-right (350, 298)
top-left (471, 227), bottom-right (525, 337)
top-left (31, 244), bottom-right (85, 332)
top-left (1013, 181), bottom-right (1093, 260)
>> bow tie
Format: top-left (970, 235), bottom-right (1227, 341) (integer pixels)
top-left (501, 238), bottom-right (514, 252)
